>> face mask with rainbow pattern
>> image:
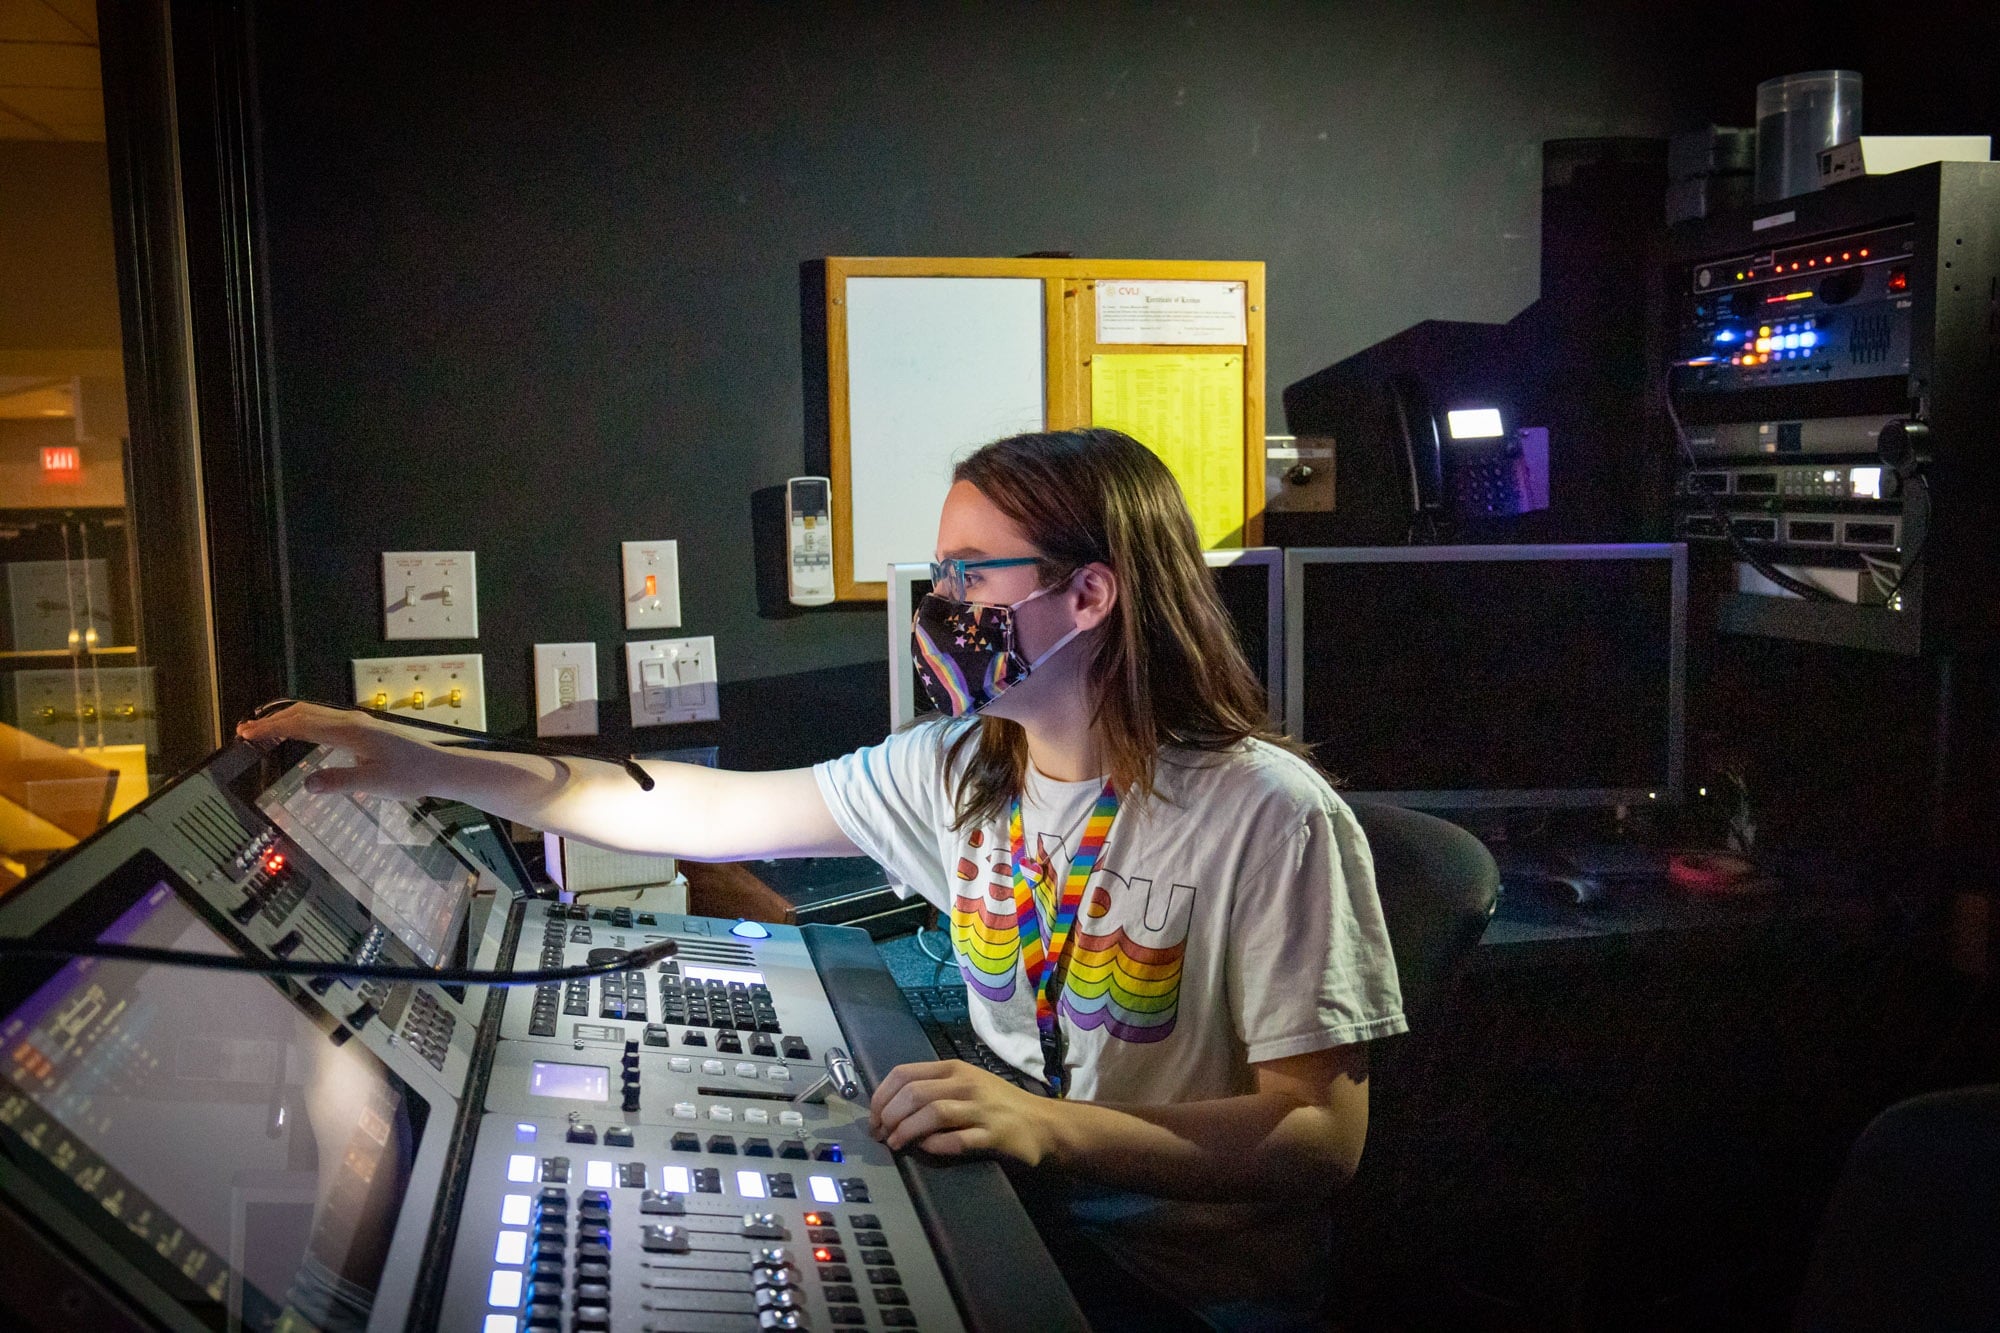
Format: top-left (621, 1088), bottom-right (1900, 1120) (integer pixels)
top-left (909, 579), bottom-right (1081, 718)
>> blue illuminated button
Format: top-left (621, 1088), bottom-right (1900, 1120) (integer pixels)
top-left (731, 921), bottom-right (771, 939)
top-left (1800, 331), bottom-right (1819, 348)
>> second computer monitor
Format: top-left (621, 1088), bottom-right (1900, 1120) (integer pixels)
top-left (1284, 544), bottom-right (1686, 809)
top-left (885, 549), bottom-right (1285, 731)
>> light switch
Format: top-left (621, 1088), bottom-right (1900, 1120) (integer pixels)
top-left (382, 552), bottom-right (479, 639)
top-left (626, 637), bottom-right (718, 726)
top-left (533, 643), bottom-right (599, 737)
top-left (351, 654), bottom-right (486, 730)
top-left (621, 541), bottom-right (682, 631)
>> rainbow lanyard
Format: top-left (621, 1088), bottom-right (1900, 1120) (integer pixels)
top-left (1009, 780), bottom-right (1120, 1043)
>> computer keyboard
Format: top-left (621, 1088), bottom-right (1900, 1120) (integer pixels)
top-left (899, 983), bottom-right (1051, 1095)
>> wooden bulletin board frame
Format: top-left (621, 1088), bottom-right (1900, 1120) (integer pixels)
top-left (823, 256), bottom-right (1266, 602)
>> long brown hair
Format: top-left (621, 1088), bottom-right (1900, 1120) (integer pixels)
top-left (943, 427), bottom-right (1309, 829)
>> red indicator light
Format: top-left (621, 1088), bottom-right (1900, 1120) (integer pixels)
top-left (1807, 259), bottom-right (1816, 267)
top-left (40, 447), bottom-right (82, 482)
top-left (1824, 255), bottom-right (1833, 263)
top-left (813, 1247), bottom-right (832, 1262)
top-left (803, 1212), bottom-right (824, 1226)
top-left (262, 852), bottom-right (286, 874)
top-left (1860, 248), bottom-right (1869, 257)
top-left (1842, 252), bottom-right (1851, 260)
top-left (1791, 262), bottom-right (1801, 271)
top-left (1888, 269), bottom-right (1909, 292)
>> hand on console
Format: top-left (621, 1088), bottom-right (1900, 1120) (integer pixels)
top-left (237, 700), bottom-right (462, 802)
top-left (868, 1058), bottom-right (1057, 1165)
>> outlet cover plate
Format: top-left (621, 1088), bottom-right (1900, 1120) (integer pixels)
top-left (533, 642), bottom-right (599, 737)
top-left (620, 540), bottom-right (682, 631)
top-left (352, 653), bottom-right (486, 730)
top-left (382, 551), bottom-right (479, 640)
top-left (625, 635), bottom-right (718, 726)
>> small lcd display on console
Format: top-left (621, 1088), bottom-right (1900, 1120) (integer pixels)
top-left (528, 1061), bottom-right (609, 1102)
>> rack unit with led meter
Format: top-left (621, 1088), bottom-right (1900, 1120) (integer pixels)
top-left (1661, 161), bottom-right (2000, 654)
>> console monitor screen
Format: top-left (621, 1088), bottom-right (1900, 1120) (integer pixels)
top-left (253, 746), bottom-right (477, 967)
top-left (1287, 544), bottom-right (1684, 808)
top-left (0, 851), bottom-right (430, 1331)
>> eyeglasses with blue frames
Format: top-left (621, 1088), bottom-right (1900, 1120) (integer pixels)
top-left (928, 556), bottom-right (1042, 600)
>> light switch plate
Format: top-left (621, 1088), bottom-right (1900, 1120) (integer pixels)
top-left (620, 540), bottom-right (682, 630)
top-left (352, 654), bottom-right (486, 730)
top-left (533, 642), bottom-right (599, 737)
top-left (382, 551), bottom-right (479, 639)
top-left (625, 636), bottom-right (718, 726)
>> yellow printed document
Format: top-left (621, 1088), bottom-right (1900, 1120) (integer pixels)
top-left (1090, 352), bottom-right (1245, 547)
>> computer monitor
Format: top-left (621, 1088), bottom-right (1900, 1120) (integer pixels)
top-left (1284, 544), bottom-right (1686, 809)
top-left (886, 549), bottom-right (1286, 730)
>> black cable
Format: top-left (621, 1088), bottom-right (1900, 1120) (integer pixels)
top-left (246, 698), bottom-right (657, 792)
top-left (0, 935), bottom-right (677, 987)
top-left (1661, 372), bottom-right (1841, 603)
top-left (1876, 472), bottom-right (1930, 609)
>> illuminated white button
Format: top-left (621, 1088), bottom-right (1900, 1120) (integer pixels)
top-left (778, 1111), bottom-right (804, 1128)
top-left (736, 1062), bottom-right (759, 1078)
top-left (703, 1059), bottom-right (726, 1075)
top-left (731, 920), bottom-right (771, 938)
top-left (586, 1161), bottom-right (614, 1189)
top-left (506, 1154), bottom-right (537, 1182)
top-left (674, 1102), bottom-right (698, 1120)
top-left (744, 1108), bottom-right (770, 1125)
top-left (709, 1105), bottom-right (735, 1123)
top-left (514, 1122), bottom-right (536, 1140)
top-left (662, 1164), bottom-right (694, 1193)
top-left (500, 1194), bottom-right (532, 1226)
top-left (1801, 330), bottom-right (1819, 348)
top-left (494, 1230), bottom-right (528, 1265)
top-left (766, 1066), bottom-right (790, 1082)
top-left (737, 1169), bottom-right (768, 1198)
top-left (484, 1318), bottom-right (520, 1333)
top-left (808, 1175), bottom-right (842, 1204)
top-left (669, 1057), bottom-right (693, 1073)
top-left (487, 1270), bottom-right (523, 1307)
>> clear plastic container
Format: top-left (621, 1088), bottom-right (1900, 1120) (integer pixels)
top-left (1755, 70), bottom-right (1862, 203)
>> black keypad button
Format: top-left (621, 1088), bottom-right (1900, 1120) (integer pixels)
top-left (618, 1161), bottom-right (647, 1188)
top-left (861, 1249), bottom-right (895, 1267)
top-left (808, 1227), bottom-right (841, 1245)
top-left (881, 1310), bottom-right (919, 1327)
top-left (670, 1131), bottom-right (700, 1152)
top-left (847, 1213), bottom-right (880, 1229)
top-left (829, 1306), bottom-right (866, 1326)
top-left (866, 1266), bottom-right (901, 1284)
top-left (782, 1037), bottom-right (810, 1060)
top-left (873, 1286), bottom-right (910, 1306)
top-left (853, 1229), bottom-right (887, 1246)
top-left (566, 1124), bottom-right (598, 1145)
top-left (706, 1134), bottom-right (737, 1155)
top-left (604, 1126), bottom-right (635, 1148)
top-left (818, 1264), bottom-right (852, 1282)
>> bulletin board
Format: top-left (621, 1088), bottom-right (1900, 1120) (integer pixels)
top-left (822, 256), bottom-right (1266, 601)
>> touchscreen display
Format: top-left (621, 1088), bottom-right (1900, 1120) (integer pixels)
top-left (0, 857), bottom-right (430, 1332)
top-left (255, 747), bottom-right (476, 967)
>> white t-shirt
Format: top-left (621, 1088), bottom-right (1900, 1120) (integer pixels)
top-left (813, 719), bottom-right (1407, 1318)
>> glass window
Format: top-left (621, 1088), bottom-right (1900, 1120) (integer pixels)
top-left (0, 5), bottom-right (194, 889)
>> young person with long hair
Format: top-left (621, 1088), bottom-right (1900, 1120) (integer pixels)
top-left (240, 427), bottom-right (1404, 1329)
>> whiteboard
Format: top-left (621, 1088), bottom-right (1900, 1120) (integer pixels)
top-left (845, 277), bottom-right (1046, 583)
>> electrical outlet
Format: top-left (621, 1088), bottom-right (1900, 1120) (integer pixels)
top-left (620, 540), bottom-right (682, 630)
top-left (533, 642), bottom-right (599, 737)
top-left (352, 654), bottom-right (486, 730)
top-left (625, 636), bottom-right (718, 726)
top-left (382, 551), bottom-right (479, 639)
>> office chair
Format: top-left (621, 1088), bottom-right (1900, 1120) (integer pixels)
top-left (1792, 1082), bottom-right (2000, 1332)
top-left (1350, 801), bottom-right (1500, 1052)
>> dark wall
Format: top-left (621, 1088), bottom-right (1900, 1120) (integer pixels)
top-left (249, 0), bottom-right (1685, 762)
top-left (247, 0), bottom-right (1996, 772)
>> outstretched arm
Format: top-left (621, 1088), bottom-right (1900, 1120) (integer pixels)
top-left (236, 701), bottom-right (859, 862)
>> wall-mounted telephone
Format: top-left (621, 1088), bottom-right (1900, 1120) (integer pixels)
top-left (1388, 376), bottom-right (1539, 529)
top-left (786, 476), bottom-right (834, 606)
